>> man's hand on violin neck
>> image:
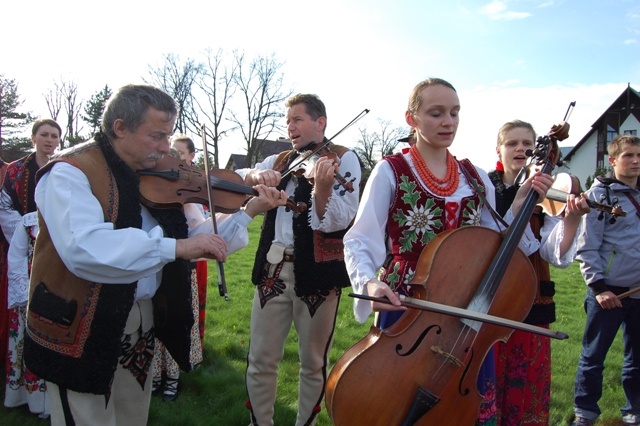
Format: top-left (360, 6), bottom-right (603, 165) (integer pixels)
top-left (247, 169), bottom-right (281, 187)
top-left (244, 186), bottom-right (288, 217)
top-left (176, 234), bottom-right (228, 262)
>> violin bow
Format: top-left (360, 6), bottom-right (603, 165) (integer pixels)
top-left (201, 124), bottom-right (229, 301)
top-left (350, 293), bottom-right (569, 340)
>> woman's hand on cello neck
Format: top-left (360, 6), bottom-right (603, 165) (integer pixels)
top-left (511, 170), bottom-right (554, 216)
top-left (365, 279), bottom-right (406, 313)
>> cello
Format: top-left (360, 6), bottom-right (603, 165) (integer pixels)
top-left (325, 118), bottom-right (570, 425)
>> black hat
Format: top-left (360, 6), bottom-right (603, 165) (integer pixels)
top-left (398, 128), bottom-right (415, 143)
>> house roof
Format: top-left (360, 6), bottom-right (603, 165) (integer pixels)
top-left (563, 84), bottom-right (640, 161)
top-left (224, 138), bottom-right (292, 169)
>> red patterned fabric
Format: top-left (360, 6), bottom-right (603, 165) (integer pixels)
top-left (195, 260), bottom-right (208, 341)
top-left (495, 328), bottom-right (551, 426)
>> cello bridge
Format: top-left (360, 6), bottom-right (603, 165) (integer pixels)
top-left (431, 346), bottom-right (463, 367)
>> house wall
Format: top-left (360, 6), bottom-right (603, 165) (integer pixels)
top-left (563, 135), bottom-right (598, 190)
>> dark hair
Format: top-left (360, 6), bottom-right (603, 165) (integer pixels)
top-left (407, 78), bottom-right (457, 116)
top-left (171, 134), bottom-right (196, 153)
top-left (32, 118), bottom-right (62, 137)
top-left (285, 93), bottom-right (327, 122)
top-left (101, 84), bottom-right (177, 140)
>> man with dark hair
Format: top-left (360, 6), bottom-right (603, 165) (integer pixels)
top-left (23, 84), bottom-right (285, 425)
top-left (241, 93), bottom-right (361, 426)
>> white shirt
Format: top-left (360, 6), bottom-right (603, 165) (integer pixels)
top-left (7, 212), bottom-right (38, 309)
top-left (236, 150), bottom-right (361, 247)
top-left (344, 154), bottom-right (544, 323)
top-left (36, 162), bottom-right (252, 301)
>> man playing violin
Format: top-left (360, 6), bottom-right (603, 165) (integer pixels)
top-left (22, 84), bottom-right (286, 426)
top-left (239, 93), bottom-right (361, 426)
top-left (572, 134), bottom-right (640, 426)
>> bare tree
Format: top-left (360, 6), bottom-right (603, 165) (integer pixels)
top-left (192, 48), bottom-right (238, 168)
top-left (354, 119), bottom-right (405, 172)
top-left (61, 80), bottom-right (84, 147)
top-left (146, 53), bottom-right (203, 136)
top-left (228, 52), bottom-right (293, 167)
top-left (44, 84), bottom-right (63, 121)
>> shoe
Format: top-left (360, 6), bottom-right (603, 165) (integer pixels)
top-left (623, 413), bottom-right (640, 425)
top-left (571, 416), bottom-right (595, 426)
top-left (152, 377), bottom-right (162, 395)
top-left (163, 377), bottom-right (179, 401)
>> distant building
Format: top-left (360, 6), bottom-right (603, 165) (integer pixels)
top-left (560, 84), bottom-right (640, 188)
top-left (224, 137), bottom-right (291, 170)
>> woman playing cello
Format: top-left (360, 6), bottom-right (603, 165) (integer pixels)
top-left (491, 120), bottom-right (590, 425)
top-left (342, 78), bottom-right (554, 424)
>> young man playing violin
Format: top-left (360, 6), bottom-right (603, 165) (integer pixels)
top-left (490, 119), bottom-right (590, 426)
top-left (22, 84), bottom-right (286, 426)
top-left (572, 134), bottom-right (640, 426)
top-left (240, 93), bottom-right (361, 426)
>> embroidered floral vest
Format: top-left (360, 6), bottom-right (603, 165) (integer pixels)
top-left (381, 153), bottom-right (484, 296)
top-left (3, 152), bottom-right (39, 216)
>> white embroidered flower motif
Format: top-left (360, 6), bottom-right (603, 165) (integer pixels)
top-left (405, 204), bottom-right (432, 236)
top-left (462, 201), bottom-right (482, 226)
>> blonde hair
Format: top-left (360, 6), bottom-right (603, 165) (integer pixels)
top-left (496, 120), bottom-right (536, 146)
top-left (407, 78), bottom-right (456, 116)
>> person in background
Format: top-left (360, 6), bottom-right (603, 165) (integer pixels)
top-left (490, 119), bottom-right (589, 426)
top-left (22, 84), bottom-right (286, 426)
top-left (151, 136), bottom-right (207, 401)
top-left (239, 93), bottom-right (361, 426)
top-left (4, 212), bottom-right (49, 418)
top-left (171, 134), bottom-right (210, 342)
top-left (1, 119), bottom-right (60, 418)
top-left (343, 78), bottom-right (553, 425)
top-left (571, 134), bottom-right (640, 426)
top-left (0, 158), bottom-right (9, 390)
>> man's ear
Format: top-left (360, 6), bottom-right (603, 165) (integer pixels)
top-left (113, 119), bottom-right (128, 138)
top-left (317, 116), bottom-right (327, 133)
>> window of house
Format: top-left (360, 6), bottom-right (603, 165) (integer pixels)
top-left (623, 129), bottom-right (637, 135)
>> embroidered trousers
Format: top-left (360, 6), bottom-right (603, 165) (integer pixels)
top-left (245, 258), bottom-right (340, 426)
top-left (48, 300), bottom-right (154, 426)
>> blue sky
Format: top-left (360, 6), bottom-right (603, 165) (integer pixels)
top-left (2, 0), bottom-right (639, 170)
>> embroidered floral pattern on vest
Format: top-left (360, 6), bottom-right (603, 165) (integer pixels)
top-left (381, 154), bottom-right (484, 296)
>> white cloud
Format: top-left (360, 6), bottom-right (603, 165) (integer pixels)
top-left (480, 0), bottom-right (532, 20)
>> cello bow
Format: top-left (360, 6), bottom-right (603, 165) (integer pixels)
top-left (350, 293), bottom-right (568, 340)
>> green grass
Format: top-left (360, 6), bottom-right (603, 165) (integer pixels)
top-left (0, 219), bottom-right (628, 425)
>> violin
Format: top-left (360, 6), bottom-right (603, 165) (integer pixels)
top-left (541, 172), bottom-right (626, 219)
top-left (326, 108), bottom-right (572, 425)
top-left (138, 155), bottom-right (307, 215)
top-left (281, 140), bottom-right (357, 196)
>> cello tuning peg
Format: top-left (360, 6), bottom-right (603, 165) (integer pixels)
top-left (597, 211), bottom-right (605, 221)
top-left (609, 216), bottom-right (617, 224)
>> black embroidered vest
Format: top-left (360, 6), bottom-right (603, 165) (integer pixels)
top-left (251, 142), bottom-right (351, 296)
top-left (489, 170), bottom-right (555, 325)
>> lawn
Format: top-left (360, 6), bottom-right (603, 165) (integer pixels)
top-left (0, 219), bottom-right (628, 425)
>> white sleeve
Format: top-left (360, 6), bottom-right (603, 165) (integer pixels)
top-left (36, 162), bottom-right (176, 284)
top-left (344, 160), bottom-right (394, 323)
top-left (7, 214), bottom-right (35, 309)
